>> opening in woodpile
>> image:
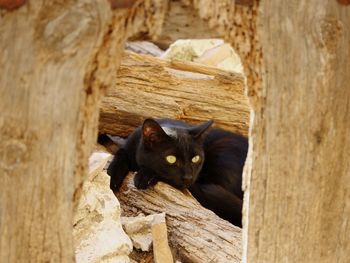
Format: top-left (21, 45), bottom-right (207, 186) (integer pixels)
top-left (98, 39), bottom-right (249, 262)
top-left (73, 1), bottom-right (252, 263)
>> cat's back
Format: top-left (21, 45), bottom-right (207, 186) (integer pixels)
top-left (205, 129), bottom-right (247, 153)
top-left (204, 128), bottom-right (248, 167)
top-left (200, 128), bottom-right (248, 195)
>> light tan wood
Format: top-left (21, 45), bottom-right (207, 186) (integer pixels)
top-left (99, 50), bottom-right (250, 137)
top-left (0, 1), bottom-right (112, 262)
top-left (73, 0), bottom-right (168, 206)
top-left (155, 0), bottom-right (263, 107)
top-left (151, 213), bottom-right (174, 263)
top-left (243, 1), bottom-right (350, 262)
top-left (117, 173), bottom-right (242, 263)
top-left (152, 0), bottom-right (220, 49)
top-left (0, 0), bottom-right (168, 262)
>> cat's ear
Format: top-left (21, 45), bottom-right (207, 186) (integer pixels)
top-left (190, 120), bottom-right (213, 140)
top-left (142, 118), bottom-right (170, 147)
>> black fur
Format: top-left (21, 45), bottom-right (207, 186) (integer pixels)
top-left (107, 118), bottom-right (248, 227)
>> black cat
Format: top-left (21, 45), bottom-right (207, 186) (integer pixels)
top-left (107, 118), bottom-right (248, 227)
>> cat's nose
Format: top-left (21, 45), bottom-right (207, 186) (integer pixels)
top-left (183, 175), bottom-right (192, 185)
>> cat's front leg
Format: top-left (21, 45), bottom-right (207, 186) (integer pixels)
top-left (107, 148), bottom-right (129, 192)
top-left (189, 183), bottom-right (243, 227)
top-left (134, 167), bottom-right (158, 189)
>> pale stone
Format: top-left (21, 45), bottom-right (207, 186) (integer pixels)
top-left (161, 39), bottom-right (224, 61)
top-left (121, 214), bottom-right (155, 252)
top-left (73, 152), bottom-right (133, 263)
top-left (162, 39), bottom-right (243, 74)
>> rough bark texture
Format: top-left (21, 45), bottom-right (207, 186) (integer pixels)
top-left (0, 1), bottom-right (112, 262)
top-left (192, 0), bottom-right (262, 107)
top-left (243, 1), bottom-right (350, 262)
top-left (117, 173), bottom-right (242, 263)
top-left (0, 0), bottom-right (168, 262)
top-left (99, 51), bottom-right (250, 137)
top-left (73, 0), bottom-right (168, 208)
top-left (152, 0), bottom-right (220, 49)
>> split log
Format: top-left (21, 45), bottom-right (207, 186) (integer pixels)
top-left (117, 173), bottom-right (242, 263)
top-left (99, 51), bottom-right (250, 137)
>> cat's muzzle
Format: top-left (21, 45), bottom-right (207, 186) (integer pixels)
top-left (182, 176), bottom-right (193, 188)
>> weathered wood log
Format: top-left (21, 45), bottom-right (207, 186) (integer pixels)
top-left (99, 50), bottom-right (250, 137)
top-left (151, 0), bottom-right (220, 49)
top-left (149, 0), bottom-right (262, 106)
top-left (0, 1), bottom-right (114, 261)
top-left (74, 0), bottom-right (168, 207)
top-left (243, 1), bottom-right (350, 262)
top-left (0, 0), bottom-right (168, 261)
top-left (117, 173), bottom-right (242, 263)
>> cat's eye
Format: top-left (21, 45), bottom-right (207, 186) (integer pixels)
top-left (192, 155), bottom-right (201, 163)
top-left (166, 155), bottom-right (177, 164)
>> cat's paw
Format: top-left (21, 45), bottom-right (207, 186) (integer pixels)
top-left (110, 176), bottom-right (124, 192)
top-left (134, 171), bottom-right (157, 189)
top-left (107, 148), bottom-right (130, 192)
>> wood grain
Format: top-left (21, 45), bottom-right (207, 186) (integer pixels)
top-left (117, 173), bottom-right (242, 263)
top-left (152, 0), bottom-right (220, 49)
top-left (99, 51), bottom-right (250, 137)
top-left (0, 0), bottom-right (168, 262)
top-left (0, 1), bottom-right (112, 262)
top-left (243, 1), bottom-right (350, 262)
top-left (174, 0), bottom-right (263, 108)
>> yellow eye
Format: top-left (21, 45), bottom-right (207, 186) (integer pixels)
top-left (166, 155), bottom-right (177, 164)
top-left (192, 155), bottom-right (201, 163)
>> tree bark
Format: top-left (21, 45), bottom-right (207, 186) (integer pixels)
top-left (166, 0), bottom-right (263, 108)
top-left (117, 173), bottom-right (242, 263)
top-left (99, 51), bottom-right (250, 137)
top-left (73, 0), bottom-right (168, 207)
top-left (0, 0), bottom-right (168, 262)
top-left (151, 0), bottom-right (220, 49)
top-left (0, 1), bottom-right (112, 262)
top-left (243, 1), bottom-right (350, 262)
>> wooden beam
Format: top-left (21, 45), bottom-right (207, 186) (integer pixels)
top-left (99, 51), bottom-right (250, 137)
top-left (117, 173), bottom-right (242, 263)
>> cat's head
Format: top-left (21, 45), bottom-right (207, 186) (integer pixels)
top-left (136, 118), bottom-right (213, 189)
